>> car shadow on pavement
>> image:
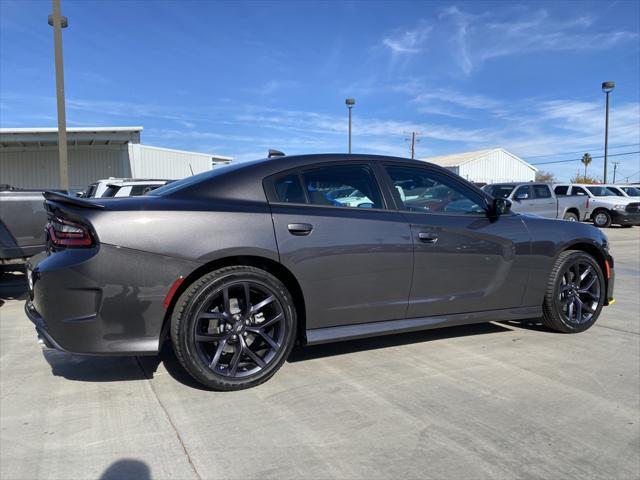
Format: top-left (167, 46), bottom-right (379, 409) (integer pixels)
top-left (99, 459), bottom-right (151, 480)
top-left (43, 349), bottom-right (152, 382)
top-left (499, 318), bottom-right (558, 333)
top-left (41, 322), bottom-right (520, 390)
top-left (0, 265), bottom-right (28, 304)
top-left (288, 321), bottom-right (513, 362)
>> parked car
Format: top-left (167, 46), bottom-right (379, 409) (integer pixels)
top-left (80, 178), bottom-right (172, 198)
top-left (26, 154), bottom-right (614, 390)
top-left (553, 184), bottom-right (639, 228)
top-left (1, 185), bottom-right (51, 264)
top-left (605, 185), bottom-right (640, 199)
top-left (482, 182), bottom-right (587, 221)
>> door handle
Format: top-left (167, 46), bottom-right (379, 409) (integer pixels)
top-left (418, 232), bottom-right (438, 244)
top-left (288, 223), bottom-right (313, 236)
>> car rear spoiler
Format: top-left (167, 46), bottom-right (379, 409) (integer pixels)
top-left (43, 190), bottom-right (105, 209)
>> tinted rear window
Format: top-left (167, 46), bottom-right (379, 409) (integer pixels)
top-left (274, 174), bottom-right (306, 203)
top-left (301, 165), bottom-right (383, 209)
top-left (554, 186), bottom-right (568, 195)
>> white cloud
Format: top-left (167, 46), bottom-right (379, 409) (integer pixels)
top-left (438, 6), bottom-right (638, 75)
top-left (382, 21), bottom-right (432, 54)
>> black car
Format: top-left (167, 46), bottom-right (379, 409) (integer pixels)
top-left (26, 154), bottom-right (615, 390)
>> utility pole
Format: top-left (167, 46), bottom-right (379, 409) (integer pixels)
top-left (49, 0), bottom-right (69, 191)
top-left (404, 131), bottom-right (421, 159)
top-left (612, 161), bottom-right (619, 183)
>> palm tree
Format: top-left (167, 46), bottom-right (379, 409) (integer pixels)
top-left (581, 153), bottom-right (592, 178)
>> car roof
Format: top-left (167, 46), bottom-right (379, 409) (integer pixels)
top-left (155, 153), bottom-right (482, 203)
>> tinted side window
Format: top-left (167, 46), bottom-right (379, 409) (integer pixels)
top-left (572, 187), bottom-right (587, 196)
top-left (301, 165), bottom-right (383, 209)
top-left (274, 174), bottom-right (306, 204)
top-left (130, 185), bottom-right (158, 196)
top-left (386, 166), bottom-right (485, 214)
top-left (554, 186), bottom-right (568, 195)
top-left (101, 185), bottom-right (120, 198)
top-left (533, 185), bottom-right (551, 198)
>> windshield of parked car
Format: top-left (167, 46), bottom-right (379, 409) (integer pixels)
top-left (621, 187), bottom-right (640, 196)
top-left (485, 185), bottom-right (514, 198)
top-left (586, 186), bottom-right (616, 197)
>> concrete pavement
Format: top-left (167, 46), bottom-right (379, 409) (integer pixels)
top-left (1, 227), bottom-right (638, 479)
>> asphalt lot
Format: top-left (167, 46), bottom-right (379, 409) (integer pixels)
top-left (1, 227), bottom-right (639, 480)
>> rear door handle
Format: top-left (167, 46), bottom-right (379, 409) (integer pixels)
top-left (288, 223), bottom-right (313, 236)
top-left (418, 232), bottom-right (438, 244)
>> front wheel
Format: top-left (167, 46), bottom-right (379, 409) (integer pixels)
top-left (541, 250), bottom-right (605, 333)
top-left (171, 266), bottom-right (297, 390)
top-left (593, 210), bottom-right (612, 228)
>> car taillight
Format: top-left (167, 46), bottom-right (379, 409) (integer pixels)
top-left (47, 217), bottom-right (94, 247)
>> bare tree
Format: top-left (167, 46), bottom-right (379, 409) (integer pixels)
top-left (535, 170), bottom-right (556, 183)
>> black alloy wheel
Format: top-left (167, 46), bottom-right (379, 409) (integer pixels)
top-left (541, 250), bottom-right (605, 333)
top-left (171, 266), bottom-right (296, 390)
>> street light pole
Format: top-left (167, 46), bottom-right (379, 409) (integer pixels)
top-left (49, 0), bottom-right (69, 191)
top-left (602, 81), bottom-right (615, 184)
top-left (345, 98), bottom-right (355, 154)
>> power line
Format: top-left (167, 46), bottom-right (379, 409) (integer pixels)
top-left (531, 150), bottom-right (640, 166)
top-left (523, 143), bottom-right (640, 160)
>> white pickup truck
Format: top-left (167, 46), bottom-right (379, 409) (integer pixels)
top-left (553, 184), bottom-right (640, 228)
top-left (483, 182), bottom-right (588, 221)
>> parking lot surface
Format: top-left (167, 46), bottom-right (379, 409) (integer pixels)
top-left (1, 227), bottom-right (639, 480)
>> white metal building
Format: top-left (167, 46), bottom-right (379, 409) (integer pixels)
top-left (0, 127), bottom-right (232, 190)
top-left (421, 148), bottom-right (537, 184)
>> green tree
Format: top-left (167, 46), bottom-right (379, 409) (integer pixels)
top-left (581, 153), bottom-right (592, 178)
top-left (535, 170), bottom-right (556, 183)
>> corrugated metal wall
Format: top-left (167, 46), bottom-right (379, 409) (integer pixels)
top-left (0, 146), bottom-right (130, 190)
top-left (457, 150), bottom-right (536, 184)
top-left (131, 145), bottom-right (211, 179)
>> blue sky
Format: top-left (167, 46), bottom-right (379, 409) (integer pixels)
top-left (1, 0), bottom-right (639, 181)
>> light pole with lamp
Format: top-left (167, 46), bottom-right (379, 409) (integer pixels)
top-left (602, 81), bottom-right (615, 183)
top-left (345, 98), bottom-right (355, 153)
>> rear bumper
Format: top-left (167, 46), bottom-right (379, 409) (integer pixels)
top-left (26, 244), bottom-right (198, 355)
top-left (611, 211), bottom-right (640, 226)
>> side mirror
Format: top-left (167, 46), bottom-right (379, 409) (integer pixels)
top-left (492, 197), bottom-right (511, 216)
top-left (514, 192), bottom-right (528, 201)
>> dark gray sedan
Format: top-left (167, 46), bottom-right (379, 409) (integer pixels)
top-left (26, 154), bottom-right (615, 390)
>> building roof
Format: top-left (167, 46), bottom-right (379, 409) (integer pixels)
top-left (0, 126), bottom-right (143, 134)
top-left (421, 148), bottom-right (537, 172)
top-left (0, 126), bottom-right (143, 147)
top-left (0, 127), bottom-right (232, 162)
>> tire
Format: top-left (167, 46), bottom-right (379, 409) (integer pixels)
top-left (171, 266), bottom-right (297, 391)
top-left (563, 212), bottom-right (579, 222)
top-left (592, 210), bottom-right (612, 228)
top-left (541, 250), bottom-right (605, 333)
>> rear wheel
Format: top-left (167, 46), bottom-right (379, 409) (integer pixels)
top-left (171, 266), bottom-right (296, 390)
top-left (563, 212), bottom-right (579, 222)
top-left (593, 210), bottom-right (612, 228)
top-left (541, 250), bottom-right (605, 333)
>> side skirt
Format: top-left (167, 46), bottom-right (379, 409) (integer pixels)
top-left (305, 306), bottom-right (541, 345)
